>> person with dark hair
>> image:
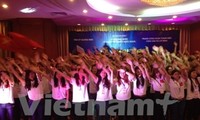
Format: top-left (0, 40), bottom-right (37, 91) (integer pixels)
top-left (52, 62), bottom-right (90, 120)
top-left (24, 69), bottom-right (45, 120)
top-left (149, 67), bottom-right (169, 120)
top-left (186, 68), bottom-right (200, 120)
top-left (84, 61), bottom-right (113, 120)
top-left (168, 69), bottom-right (186, 120)
top-left (0, 71), bottom-right (15, 120)
top-left (70, 67), bottom-right (90, 120)
top-left (50, 69), bottom-right (70, 120)
top-left (10, 65), bottom-right (45, 120)
top-left (114, 68), bottom-right (134, 120)
top-left (131, 61), bottom-right (149, 120)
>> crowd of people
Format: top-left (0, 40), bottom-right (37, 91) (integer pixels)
top-left (0, 43), bottom-right (199, 120)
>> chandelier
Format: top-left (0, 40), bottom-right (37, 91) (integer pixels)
top-left (141, 0), bottom-right (185, 7)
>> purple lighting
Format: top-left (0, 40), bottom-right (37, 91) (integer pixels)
top-left (155, 17), bottom-right (189, 24)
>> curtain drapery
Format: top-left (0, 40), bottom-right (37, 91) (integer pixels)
top-left (0, 21), bottom-right (12, 57)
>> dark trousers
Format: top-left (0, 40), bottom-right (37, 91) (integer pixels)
top-left (14, 96), bottom-right (29, 120)
top-left (52, 98), bottom-right (69, 120)
top-left (72, 102), bottom-right (88, 120)
top-left (28, 99), bottom-right (44, 120)
top-left (95, 101), bottom-right (110, 120)
top-left (186, 99), bottom-right (200, 120)
top-left (153, 92), bottom-right (165, 120)
top-left (117, 100), bottom-right (129, 120)
top-left (169, 100), bottom-right (185, 120)
top-left (132, 95), bottom-right (149, 120)
top-left (0, 103), bottom-right (14, 120)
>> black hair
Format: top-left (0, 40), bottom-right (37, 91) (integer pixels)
top-left (96, 69), bottom-right (111, 91)
top-left (117, 69), bottom-right (129, 86)
top-left (24, 70), bottom-right (39, 91)
top-left (134, 66), bottom-right (145, 88)
top-left (188, 68), bottom-right (200, 92)
top-left (171, 69), bottom-right (180, 80)
top-left (0, 71), bottom-right (10, 88)
top-left (53, 71), bottom-right (66, 87)
top-left (73, 70), bottom-right (86, 86)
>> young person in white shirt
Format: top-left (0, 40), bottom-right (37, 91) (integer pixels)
top-left (50, 68), bottom-right (70, 120)
top-left (0, 71), bottom-right (15, 120)
top-left (149, 67), bottom-right (169, 120)
top-left (168, 69), bottom-right (186, 120)
top-left (128, 60), bottom-right (149, 120)
top-left (186, 68), bottom-right (200, 120)
top-left (53, 63), bottom-right (90, 120)
top-left (114, 67), bottom-right (134, 120)
top-left (10, 65), bottom-right (45, 120)
top-left (84, 61), bottom-right (113, 120)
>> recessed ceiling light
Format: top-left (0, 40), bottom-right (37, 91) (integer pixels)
top-left (101, 23), bottom-right (105, 26)
top-left (83, 9), bottom-right (88, 13)
top-left (2, 4), bottom-right (8, 9)
top-left (108, 16), bottom-right (113, 19)
top-left (148, 23), bottom-right (151, 25)
top-left (69, 0), bottom-right (74, 2)
top-left (20, 7), bottom-right (36, 13)
top-left (137, 18), bottom-right (142, 21)
top-left (172, 15), bottom-right (177, 19)
top-left (125, 23), bottom-right (128, 26)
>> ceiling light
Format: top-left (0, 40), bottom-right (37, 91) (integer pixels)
top-left (137, 18), bottom-right (142, 21)
top-left (125, 23), bottom-right (128, 26)
top-left (77, 24), bottom-right (81, 26)
top-left (172, 15), bottom-right (177, 19)
top-left (20, 7), bottom-right (36, 13)
top-left (141, 0), bottom-right (185, 7)
top-left (2, 4), bottom-right (8, 9)
top-left (69, 0), bottom-right (74, 2)
top-left (101, 23), bottom-right (105, 26)
top-left (83, 9), bottom-right (88, 13)
top-left (108, 16), bottom-right (113, 19)
top-left (171, 22), bottom-right (175, 24)
top-left (148, 23), bottom-right (151, 25)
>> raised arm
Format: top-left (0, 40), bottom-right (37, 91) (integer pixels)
top-left (82, 63), bottom-right (98, 84)
top-left (50, 66), bottom-right (71, 82)
top-left (104, 65), bottom-right (113, 84)
top-left (8, 63), bottom-right (25, 86)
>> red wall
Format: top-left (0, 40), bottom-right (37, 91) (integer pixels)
top-left (10, 18), bottom-right (58, 59)
top-left (190, 22), bottom-right (200, 54)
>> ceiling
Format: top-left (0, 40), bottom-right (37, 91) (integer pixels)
top-left (1, 0), bottom-right (200, 26)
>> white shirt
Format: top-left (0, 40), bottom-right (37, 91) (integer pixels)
top-left (150, 76), bottom-right (166, 94)
top-left (186, 78), bottom-right (200, 100)
top-left (70, 78), bottom-right (89, 103)
top-left (96, 81), bottom-right (113, 101)
top-left (169, 78), bottom-right (185, 99)
top-left (27, 80), bottom-right (44, 101)
top-left (0, 85), bottom-right (14, 104)
top-left (115, 80), bottom-right (131, 101)
top-left (51, 79), bottom-right (70, 100)
top-left (132, 77), bottom-right (147, 96)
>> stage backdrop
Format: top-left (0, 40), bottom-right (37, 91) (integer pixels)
top-left (69, 30), bottom-right (180, 53)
